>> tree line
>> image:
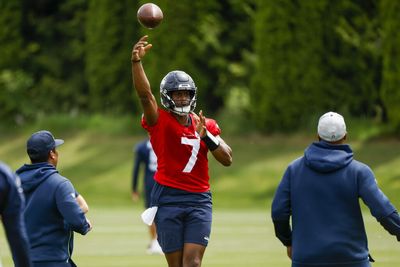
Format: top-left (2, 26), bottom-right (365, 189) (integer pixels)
top-left (0, 0), bottom-right (399, 132)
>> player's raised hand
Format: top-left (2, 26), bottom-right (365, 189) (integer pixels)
top-left (132, 35), bottom-right (152, 62)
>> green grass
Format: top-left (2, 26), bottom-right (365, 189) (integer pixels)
top-left (1, 208), bottom-right (399, 267)
top-left (1, 116), bottom-right (400, 266)
top-left (1, 129), bottom-right (400, 208)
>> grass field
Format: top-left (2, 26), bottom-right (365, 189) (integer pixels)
top-left (1, 207), bottom-right (399, 267)
top-left (1, 117), bottom-right (400, 266)
top-left (1, 131), bottom-right (400, 209)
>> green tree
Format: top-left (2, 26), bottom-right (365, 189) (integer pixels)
top-left (1, 0), bottom-right (395, 134)
top-left (251, 0), bottom-right (330, 131)
top-left (0, 0), bottom-right (35, 124)
top-left (251, 0), bottom-right (382, 131)
top-left (380, 0), bottom-right (400, 130)
top-left (85, 0), bottom-right (139, 114)
top-left (0, 0), bottom-right (23, 69)
top-left (331, 0), bottom-right (382, 118)
top-left (18, 0), bottom-right (89, 116)
top-left (0, 70), bottom-right (34, 124)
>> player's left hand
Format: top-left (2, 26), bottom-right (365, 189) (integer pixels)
top-left (194, 110), bottom-right (207, 138)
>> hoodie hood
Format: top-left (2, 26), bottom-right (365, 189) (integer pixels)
top-left (16, 163), bottom-right (58, 193)
top-left (304, 141), bottom-right (353, 173)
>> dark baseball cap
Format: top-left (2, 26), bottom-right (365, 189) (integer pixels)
top-left (27, 130), bottom-right (64, 160)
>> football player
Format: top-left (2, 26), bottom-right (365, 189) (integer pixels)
top-left (131, 138), bottom-right (162, 255)
top-left (131, 35), bottom-right (232, 267)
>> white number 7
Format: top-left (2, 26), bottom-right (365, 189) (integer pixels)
top-left (181, 135), bottom-right (200, 173)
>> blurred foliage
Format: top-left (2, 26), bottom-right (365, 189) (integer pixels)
top-left (380, 0), bottom-right (400, 131)
top-left (0, 0), bottom-right (24, 69)
top-left (0, 70), bottom-right (34, 124)
top-left (0, 0), bottom-right (399, 133)
top-left (251, 0), bottom-right (384, 132)
top-left (86, 0), bottom-right (139, 113)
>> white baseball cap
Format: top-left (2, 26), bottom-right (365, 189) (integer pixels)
top-left (317, 112), bottom-right (346, 142)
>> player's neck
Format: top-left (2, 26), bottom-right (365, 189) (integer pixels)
top-left (173, 113), bottom-right (190, 126)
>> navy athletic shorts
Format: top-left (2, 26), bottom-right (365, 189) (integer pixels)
top-left (152, 182), bottom-right (212, 253)
top-left (144, 177), bottom-right (155, 208)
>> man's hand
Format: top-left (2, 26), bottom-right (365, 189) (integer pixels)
top-left (287, 246), bottom-right (292, 259)
top-left (86, 218), bottom-right (93, 231)
top-left (194, 110), bottom-right (207, 138)
top-left (132, 192), bottom-right (140, 202)
top-left (131, 35), bottom-right (152, 62)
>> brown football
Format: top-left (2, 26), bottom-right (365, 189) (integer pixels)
top-left (137, 3), bottom-right (163, 29)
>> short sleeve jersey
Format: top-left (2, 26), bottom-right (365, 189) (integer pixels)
top-left (142, 109), bottom-right (221, 192)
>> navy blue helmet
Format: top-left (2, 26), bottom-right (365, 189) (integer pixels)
top-left (160, 70), bottom-right (197, 115)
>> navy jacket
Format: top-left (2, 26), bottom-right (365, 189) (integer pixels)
top-left (0, 162), bottom-right (32, 267)
top-left (272, 141), bottom-right (400, 267)
top-left (16, 163), bottom-right (90, 263)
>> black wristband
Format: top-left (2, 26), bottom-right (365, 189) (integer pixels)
top-left (201, 131), bottom-right (220, 151)
top-left (132, 59), bottom-right (141, 63)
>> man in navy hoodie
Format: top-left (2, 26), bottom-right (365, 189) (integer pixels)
top-left (0, 161), bottom-right (32, 267)
top-left (16, 130), bottom-right (92, 267)
top-left (272, 111), bottom-right (400, 267)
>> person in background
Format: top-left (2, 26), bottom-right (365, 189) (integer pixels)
top-left (131, 35), bottom-right (233, 267)
top-left (272, 111), bottom-right (400, 267)
top-left (16, 130), bottom-right (92, 267)
top-left (0, 161), bottom-right (32, 267)
top-left (131, 138), bottom-right (162, 254)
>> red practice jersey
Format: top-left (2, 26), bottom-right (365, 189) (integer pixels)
top-left (142, 109), bottom-right (221, 192)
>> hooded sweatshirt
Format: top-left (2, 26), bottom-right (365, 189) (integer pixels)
top-left (0, 162), bottom-right (32, 267)
top-left (16, 163), bottom-right (90, 263)
top-left (272, 141), bottom-right (400, 267)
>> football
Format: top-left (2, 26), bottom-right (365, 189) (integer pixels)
top-left (137, 3), bottom-right (163, 29)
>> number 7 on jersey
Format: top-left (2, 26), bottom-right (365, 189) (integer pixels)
top-left (181, 136), bottom-right (200, 173)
